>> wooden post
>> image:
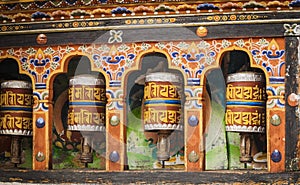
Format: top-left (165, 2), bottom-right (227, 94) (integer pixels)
top-left (185, 85), bottom-right (205, 171)
top-left (285, 37), bottom-right (300, 171)
top-left (106, 89), bottom-right (125, 171)
top-left (267, 107), bottom-right (285, 172)
top-left (32, 88), bottom-right (52, 170)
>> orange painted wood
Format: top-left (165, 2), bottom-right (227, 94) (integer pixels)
top-left (268, 108), bottom-right (285, 172)
top-left (184, 84), bottom-right (207, 171)
top-left (47, 93), bottom-right (53, 169)
top-left (106, 111), bottom-right (124, 171)
top-left (185, 110), bottom-right (204, 171)
top-left (32, 89), bottom-right (52, 170)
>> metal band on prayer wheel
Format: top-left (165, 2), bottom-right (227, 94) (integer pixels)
top-left (0, 80), bottom-right (33, 136)
top-left (67, 74), bottom-right (106, 132)
top-left (143, 72), bottom-right (183, 131)
top-left (225, 72), bottom-right (266, 133)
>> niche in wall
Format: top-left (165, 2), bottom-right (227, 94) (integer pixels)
top-left (126, 52), bottom-right (184, 170)
top-left (205, 50), bottom-right (267, 170)
top-left (52, 56), bottom-right (106, 169)
top-left (0, 58), bottom-right (32, 169)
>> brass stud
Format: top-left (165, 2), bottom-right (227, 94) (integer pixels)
top-left (188, 150), bottom-right (199, 163)
top-left (35, 151), bottom-right (45, 162)
top-left (110, 115), bottom-right (120, 126)
top-left (196, 26), bottom-right (208, 37)
top-left (270, 114), bottom-right (281, 126)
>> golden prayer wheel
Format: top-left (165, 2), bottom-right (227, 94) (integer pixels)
top-left (143, 72), bottom-right (183, 131)
top-left (67, 74), bottom-right (106, 166)
top-left (143, 72), bottom-right (183, 165)
top-left (0, 80), bottom-right (33, 136)
top-left (68, 74), bottom-right (106, 132)
top-left (225, 72), bottom-right (266, 133)
top-left (0, 80), bottom-right (33, 166)
top-left (225, 72), bottom-right (266, 163)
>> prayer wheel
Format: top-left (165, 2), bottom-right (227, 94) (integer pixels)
top-left (225, 72), bottom-right (266, 163)
top-left (67, 74), bottom-right (106, 166)
top-left (225, 72), bottom-right (266, 133)
top-left (68, 74), bottom-right (106, 132)
top-left (0, 80), bottom-right (33, 166)
top-left (143, 72), bottom-right (183, 131)
top-left (143, 72), bottom-right (183, 165)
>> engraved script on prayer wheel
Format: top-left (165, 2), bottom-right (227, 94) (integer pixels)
top-left (0, 80), bottom-right (33, 136)
top-left (225, 72), bottom-right (266, 133)
top-left (143, 72), bottom-right (183, 131)
top-left (67, 74), bottom-right (106, 132)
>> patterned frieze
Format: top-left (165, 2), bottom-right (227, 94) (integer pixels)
top-left (0, 0), bottom-right (297, 13)
top-left (0, 38), bottom-right (285, 88)
top-left (0, 1), bottom-right (300, 35)
top-left (1, 12), bottom-right (300, 35)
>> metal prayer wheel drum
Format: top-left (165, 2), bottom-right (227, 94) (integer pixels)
top-left (67, 74), bottom-right (106, 132)
top-left (143, 72), bottom-right (183, 131)
top-left (0, 80), bottom-right (33, 136)
top-left (225, 72), bottom-right (266, 133)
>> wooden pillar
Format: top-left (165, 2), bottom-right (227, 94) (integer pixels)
top-left (32, 88), bottom-right (52, 170)
top-left (185, 85), bottom-right (205, 171)
top-left (267, 99), bottom-right (285, 172)
top-left (285, 37), bottom-right (300, 171)
top-left (106, 88), bottom-right (125, 171)
top-left (265, 33), bottom-right (287, 172)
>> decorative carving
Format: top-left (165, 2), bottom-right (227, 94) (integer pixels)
top-left (284, 24), bottom-right (300, 36)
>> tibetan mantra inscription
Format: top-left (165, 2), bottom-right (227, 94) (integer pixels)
top-left (143, 72), bottom-right (183, 131)
top-left (0, 80), bottom-right (33, 136)
top-left (225, 72), bottom-right (266, 133)
top-left (68, 74), bottom-right (106, 132)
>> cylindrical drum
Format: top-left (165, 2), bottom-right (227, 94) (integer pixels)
top-left (0, 80), bottom-right (33, 136)
top-left (68, 74), bottom-right (106, 132)
top-left (143, 72), bottom-right (183, 131)
top-left (225, 72), bottom-right (266, 133)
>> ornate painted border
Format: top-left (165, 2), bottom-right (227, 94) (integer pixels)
top-left (0, 0), bottom-right (300, 34)
top-left (0, 37), bottom-right (285, 110)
